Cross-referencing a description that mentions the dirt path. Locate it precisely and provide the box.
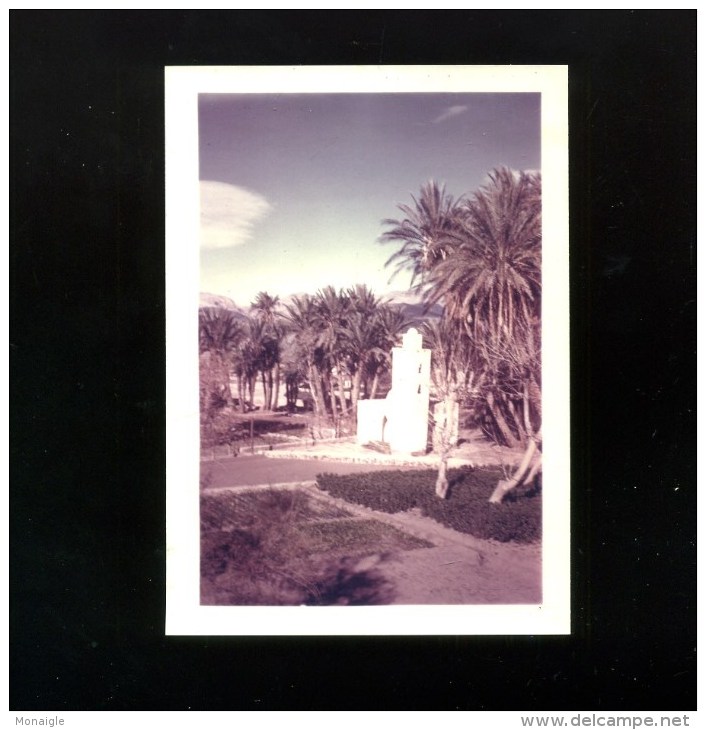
[201,455,411,490]
[304,486,541,605]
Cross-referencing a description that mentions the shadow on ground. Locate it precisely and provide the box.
[201,541,395,607]
[304,555,395,606]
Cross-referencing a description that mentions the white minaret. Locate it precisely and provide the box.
[385,327,431,454]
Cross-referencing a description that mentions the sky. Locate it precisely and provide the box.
[198,92,540,307]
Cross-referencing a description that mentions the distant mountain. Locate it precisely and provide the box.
[199,293,250,321]
[396,299,443,324]
[381,289,423,306]
[383,290,443,323]
[199,292,239,310]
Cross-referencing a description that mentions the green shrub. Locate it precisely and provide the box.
[316,467,541,544]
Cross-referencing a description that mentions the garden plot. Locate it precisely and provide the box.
[200,487,433,606]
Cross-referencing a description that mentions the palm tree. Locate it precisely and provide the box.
[245,316,279,412]
[427,168,541,349]
[198,306,243,356]
[365,303,410,400]
[473,307,542,448]
[379,168,543,498]
[347,283,379,316]
[282,294,326,422]
[250,292,282,411]
[430,168,541,447]
[313,286,351,418]
[232,315,261,413]
[337,285,385,419]
[198,307,244,412]
[251,291,280,327]
[278,331,307,413]
[379,180,463,295]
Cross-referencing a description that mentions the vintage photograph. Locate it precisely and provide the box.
[12,11,694,712]
[166,66,569,634]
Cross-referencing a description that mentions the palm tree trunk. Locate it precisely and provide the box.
[267,368,275,410]
[237,374,246,414]
[261,371,269,411]
[489,429,541,503]
[350,369,363,423]
[284,377,296,413]
[322,371,334,420]
[337,362,348,417]
[370,370,380,400]
[434,392,457,499]
[248,376,255,410]
[507,396,528,447]
[317,370,328,417]
[486,391,521,448]
[496,286,504,340]
[307,363,323,419]
[435,456,449,499]
[272,362,281,411]
[219,354,233,408]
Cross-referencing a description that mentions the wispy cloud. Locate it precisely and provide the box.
[200,181,272,249]
[432,105,469,124]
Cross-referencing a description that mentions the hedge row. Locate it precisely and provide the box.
[315,467,541,544]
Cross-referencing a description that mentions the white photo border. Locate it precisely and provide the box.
[165,65,570,636]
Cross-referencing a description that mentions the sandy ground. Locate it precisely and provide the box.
[261,428,524,470]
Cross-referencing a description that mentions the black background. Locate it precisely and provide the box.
[10,11,696,710]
